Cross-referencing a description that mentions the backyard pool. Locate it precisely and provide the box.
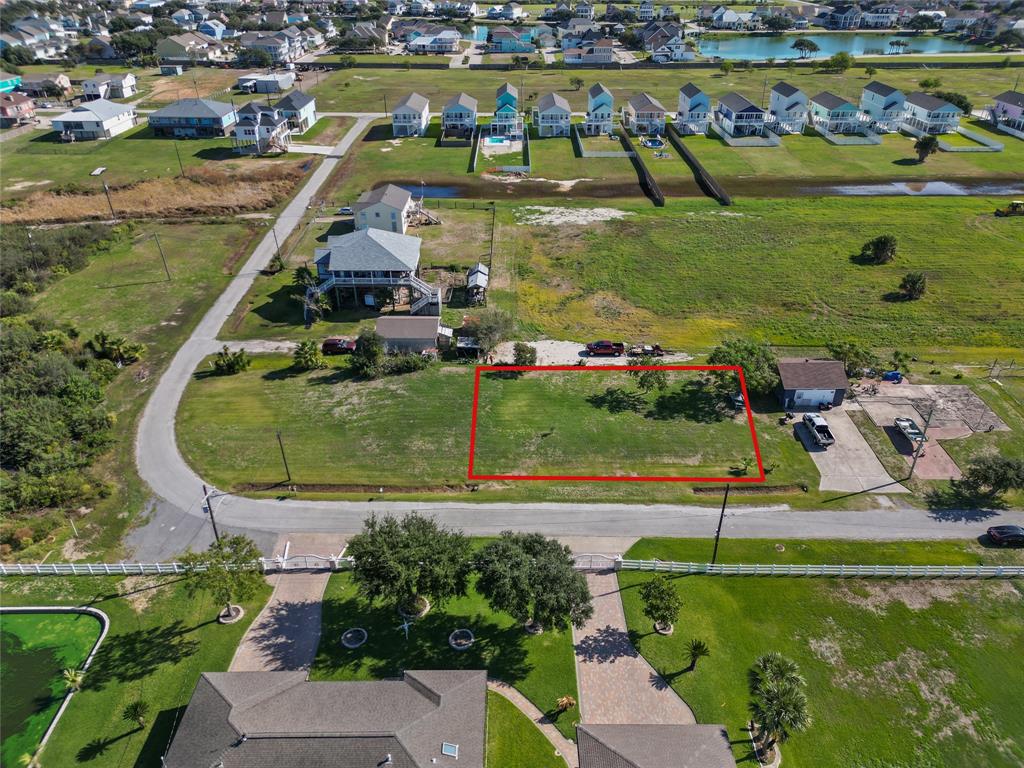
[0,610,104,766]
[642,138,666,148]
[486,136,509,145]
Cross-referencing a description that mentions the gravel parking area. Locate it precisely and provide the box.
[493,339,694,366]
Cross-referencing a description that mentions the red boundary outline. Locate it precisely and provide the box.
[468,364,766,483]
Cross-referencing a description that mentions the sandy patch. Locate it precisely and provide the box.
[387,138,404,146]
[352,75,379,80]
[836,578,1019,613]
[514,206,634,227]
[117,576,171,613]
[6,179,52,191]
[380,147,393,152]
[527,177,595,192]
[492,339,693,366]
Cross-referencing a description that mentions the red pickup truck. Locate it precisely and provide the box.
[586,340,625,356]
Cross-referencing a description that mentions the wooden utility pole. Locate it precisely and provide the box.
[711,483,730,565]
[277,431,292,482]
[907,407,934,480]
[202,484,222,544]
[154,233,171,281]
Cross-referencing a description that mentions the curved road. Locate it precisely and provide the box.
[132,118,1024,556]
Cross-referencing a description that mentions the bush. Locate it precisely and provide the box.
[212,345,251,375]
[350,329,385,379]
[293,339,327,371]
[859,234,897,265]
[512,342,537,366]
[386,353,429,375]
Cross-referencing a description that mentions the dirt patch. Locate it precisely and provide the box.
[835,578,1020,613]
[514,205,634,227]
[116,575,172,613]
[147,69,246,104]
[5,179,52,191]
[693,484,802,495]
[0,163,307,224]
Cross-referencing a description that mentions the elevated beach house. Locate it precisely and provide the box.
[676,82,710,135]
[354,183,414,235]
[621,92,666,135]
[532,92,571,136]
[768,81,807,134]
[808,91,863,134]
[584,82,614,135]
[442,92,478,135]
[859,81,905,133]
[902,91,961,135]
[491,82,524,138]
[148,98,237,137]
[51,99,137,140]
[392,92,430,137]
[715,92,766,137]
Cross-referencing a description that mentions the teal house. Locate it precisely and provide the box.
[0,71,22,93]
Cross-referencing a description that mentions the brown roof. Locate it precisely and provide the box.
[376,316,441,339]
[777,358,849,390]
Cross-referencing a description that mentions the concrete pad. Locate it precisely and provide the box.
[558,536,638,556]
[796,409,908,494]
[860,400,924,429]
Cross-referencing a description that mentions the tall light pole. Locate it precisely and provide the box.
[711,483,730,565]
[201,484,222,545]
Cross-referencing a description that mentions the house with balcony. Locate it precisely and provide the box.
[83,72,137,100]
[392,92,430,137]
[860,7,897,27]
[489,25,534,52]
[18,72,72,98]
[155,31,226,61]
[621,92,666,135]
[859,81,904,133]
[992,90,1024,134]
[564,38,615,63]
[576,1,595,18]
[315,229,441,316]
[584,82,614,135]
[676,82,710,135]
[492,82,524,138]
[825,4,861,28]
[532,92,571,137]
[715,92,766,137]
[233,102,291,154]
[902,91,961,135]
[768,81,807,134]
[51,99,137,140]
[442,92,478,134]
[148,97,237,137]
[638,0,655,21]
[409,29,462,52]
[276,90,317,134]
[354,183,414,234]
[809,91,863,134]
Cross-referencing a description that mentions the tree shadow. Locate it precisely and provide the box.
[306,367,358,386]
[76,728,140,762]
[881,290,911,303]
[586,386,647,414]
[891,157,922,166]
[83,621,200,691]
[925,482,1007,521]
[646,380,724,423]
[193,147,240,161]
[574,624,639,664]
[361,123,394,142]
[262,366,307,381]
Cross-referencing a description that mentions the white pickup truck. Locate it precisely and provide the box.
[802,413,836,447]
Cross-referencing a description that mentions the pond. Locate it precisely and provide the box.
[397,184,462,198]
[697,32,980,60]
[806,181,1024,196]
[0,611,103,766]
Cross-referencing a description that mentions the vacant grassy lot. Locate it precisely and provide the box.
[472,368,759,478]
[311,571,580,739]
[0,576,270,768]
[618,538,1024,767]
[527,134,644,197]
[177,356,821,503]
[499,196,1024,349]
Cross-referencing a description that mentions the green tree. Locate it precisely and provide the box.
[122,700,150,728]
[347,513,472,613]
[87,331,146,366]
[293,339,327,371]
[791,38,819,58]
[889,349,912,372]
[960,456,1024,496]
[908,14,937,29]
[749,652,805,692]
[512,342,537,366]
[687,638,710,671]
[179,535,266,622]
[719,60,734,75]
[475,531,593,631]
[825,340,876,376]
[239,47,274,67]
[570,76,584,90]
[933,90,971,114]
[62,667,85,692]
[638,575,681,632]
[864,65,877,76]
[918,76,942,90]
[706,339,779,397]
[859,234,897,264]
[629,356,669,394]
[468,307,514,355]
[350,329,385,379]
[825,51,854,72]
[212,345,251,375]
[899,271,927,299]
[914,134,939,163]
[749,678,812,752]
[765,15,792,31]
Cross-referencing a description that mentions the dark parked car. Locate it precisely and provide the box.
[321,337,356,355]
[585,340,625,356]
[987,525,1024,547]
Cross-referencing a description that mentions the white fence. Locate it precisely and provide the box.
[0,555,354,577]
[617,559,1024,578]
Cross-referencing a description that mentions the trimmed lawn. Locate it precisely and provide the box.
[619,538,1024,768]
[310,571,580,739]
[471,368,760,478]
[527,134,643,197]
[1,612,103,766]
[296,115,355,145]
[499,196,1024,349]
[486,691,568,768]
[176,356,822,504]
[0,576,270,768]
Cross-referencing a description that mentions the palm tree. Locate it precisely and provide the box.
[900,272,927,299]
[687,639,710,671]
[748,652,804,694]
[122,699,150,728]
[749,678,812,751]
[914,134,939,163]
[63,667,85,692]
[555,695,577,713]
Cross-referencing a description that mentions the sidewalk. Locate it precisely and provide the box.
[488,679,578,768]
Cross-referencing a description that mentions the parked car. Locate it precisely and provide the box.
[321,337,356,355]
[802,413,835,447]
[894,416,927,445]
[586,340,625,356]
[987,525,1024,547]
[628,344,666,357]
[337,206,353,215]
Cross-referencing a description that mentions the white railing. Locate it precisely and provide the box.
[0,555,355,577]
[616,559,1024,578]
[709,121,781,147]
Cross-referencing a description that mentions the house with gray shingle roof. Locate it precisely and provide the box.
[532,92,571,136]
[808,91,862,134]
[393,91,430,137]
[992,89,1024,134]
[768,81,807,134]
[621,92,666,135]
[492,82,524,138]
[164,670,485,768]
[442,92,478,133]
[676,82,710,135]
[353,183,414,234]
[902,91,961,135]
[859,81,904,133]
[148,97,237,137]
[715,92,766,137]
[585,82,614,135]
[276,89,317,133]
[51,98,138,140]
[577,723,737,768]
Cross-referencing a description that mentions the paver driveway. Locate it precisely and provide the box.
[573,570,695,725]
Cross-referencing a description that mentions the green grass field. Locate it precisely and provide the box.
[311,571,580,739]
[0,576,270,768]
[1,612,103,766]
[498,196,1024,349]
[618,538,1024,767]
[486,691,568,768]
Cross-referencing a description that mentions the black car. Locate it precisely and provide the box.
[986,525,1024,546]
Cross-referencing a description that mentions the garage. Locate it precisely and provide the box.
[777,358,849,410]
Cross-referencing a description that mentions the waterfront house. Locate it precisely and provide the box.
[715,92,766,137]
[392,92,430,137]
[492,82,524,138]
[902,91,961,135]
[532,92,571,137]
[676,82,710,135]
[442,92,478,133]
[354,184,414,234]
[621,92,666,135]
[825,4,861,29]
[859,81,904,133]
[768,81,807,134]
[809,91,863,134]
[584,82,614,135]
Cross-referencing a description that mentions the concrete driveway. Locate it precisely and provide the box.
[859,400,963,481]
[796,408,907,493]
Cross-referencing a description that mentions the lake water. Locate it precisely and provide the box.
[698,33,979,60]
[805,181,1024,196]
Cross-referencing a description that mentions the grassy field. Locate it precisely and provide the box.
[527,134,645,196]
[310,571,580,739]
[472,368,760,478]
[497,196,1024,349]
[0,576,270,768]
[486,691,568,768]
[176,355,824,504]
[618,538,1024,767]
[0,612,103,766]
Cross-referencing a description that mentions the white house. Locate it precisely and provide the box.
[768,81,806,134]
[408,29,461,52]
[277,90,317,134]
[82,72,137,100]
[902,92,961,135]
[859,81,904,133]
[622,92,666,135]
[638,0,655,21]
[584,82,614,135]
[676,82,709,135]
[392,91,430,137]
[442,92,478,134]
[51,98,137,140]
[532,92,571,137]
[233,103,291,154]
[353,183,414,234]
[576,1,595,19]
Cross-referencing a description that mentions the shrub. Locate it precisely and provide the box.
[212,345,251,375]
[293,340,327,371]
[899,272,927,300]
[512,342,537,366]
[859,234,897,265]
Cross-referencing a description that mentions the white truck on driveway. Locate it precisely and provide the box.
[803,413,836,447]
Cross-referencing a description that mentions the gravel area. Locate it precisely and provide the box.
[492,339,694,366]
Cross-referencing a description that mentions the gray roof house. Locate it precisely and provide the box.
[577,724,737,768]
[393,91,430,137]
[777,357,849,408]
[353,183,414,234]
[163,670,486,768]
[442,92,478,135]
[147,97,237,137]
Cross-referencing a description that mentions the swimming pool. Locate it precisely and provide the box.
[643,138,666,149]
[486,136,508,145]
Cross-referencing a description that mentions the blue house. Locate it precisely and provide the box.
[584,82,613,135]
[0,71,22,93]
[198,19,226,39]
[488,25,534,53]
[148,97,237,138]
[491,82,523,138]
[676,82,710,135]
